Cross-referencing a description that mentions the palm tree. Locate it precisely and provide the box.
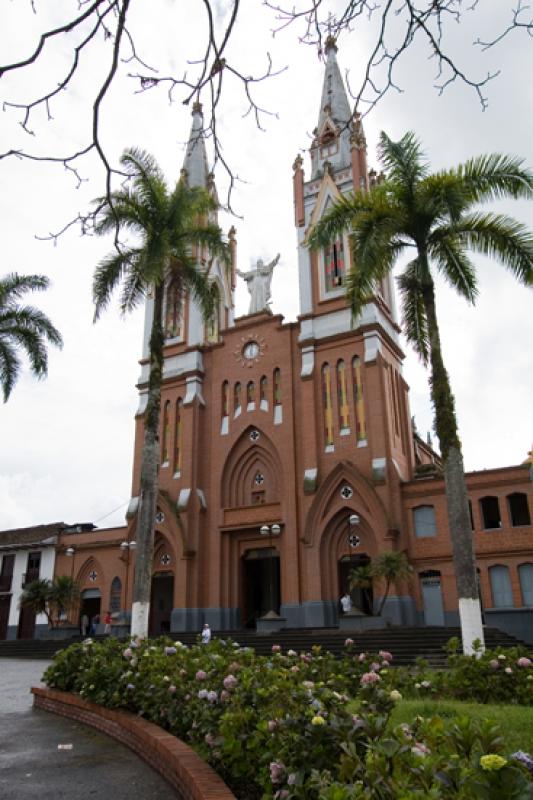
[370,551,413,616]
[93,147,230,639]
[48,575,80,626]
[0,273,63,401]
[19,578,53,627]
[348,563,373,613]
[309,132,533,654]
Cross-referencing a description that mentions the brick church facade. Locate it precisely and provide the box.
[3,40,531,642]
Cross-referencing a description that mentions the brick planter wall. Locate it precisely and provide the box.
[31,687,236,800]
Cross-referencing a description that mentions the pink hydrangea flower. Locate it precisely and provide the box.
[489,659,499,670]
[411,742,431,758]
[288,773,297,786]
[358,652,366,662]
[223,674,238,690]
[381,660,390,667]
[168,685,176,694]
[360,671,381,686]
[517,657,532,668]
[344,638,354,647]
[197,689,208,699]
[505,667,513,674]
[370,662,381,672]
[269,761,285,784]
[122,648,132,659]
[291,665,300,673]
[267,720,278,732]
[196,670,207,681]
[272,644,282,653]
[379,650,393,662]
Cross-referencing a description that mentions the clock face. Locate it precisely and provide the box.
[243,341,260,359]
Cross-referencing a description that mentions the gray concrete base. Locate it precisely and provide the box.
[38,626,79,640]
[373,596,418,626]
[484,608,533,645]
[256,614,287,634]
[338,614,387,631]
[170,606,240,632]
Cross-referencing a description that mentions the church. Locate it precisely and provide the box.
[2,39,532,643]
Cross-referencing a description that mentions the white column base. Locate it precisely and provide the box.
[458,597,485,657]
[131,601,150,639]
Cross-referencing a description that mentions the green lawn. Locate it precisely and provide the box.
[389,699,533,754]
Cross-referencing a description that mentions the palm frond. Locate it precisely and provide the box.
[0,273,50,304]
[453,212,533,285]
[0,339,19,402]
[120,147,167,215]
[397,259,430,364]
[416,173,470,225]
[378,132,429,194]
[93,247,144,320]
[307,191,376,250]
[429,234,479,303]
[454,153,533,205]
[0,306,63,348]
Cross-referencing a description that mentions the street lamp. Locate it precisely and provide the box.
[259,523,281,617]
[65,545,76,580]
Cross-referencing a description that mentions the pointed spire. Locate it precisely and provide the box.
[182,101,210,188]
[317,37,352,134]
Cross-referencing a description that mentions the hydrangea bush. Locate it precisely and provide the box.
[44,637,533,799]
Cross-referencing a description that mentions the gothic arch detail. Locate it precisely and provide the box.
[221,426,283,509]
[302,460,390,547]
[76,556,105,590]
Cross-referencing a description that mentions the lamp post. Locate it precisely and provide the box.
[259,523,281,617]
[347,513,360,596]
[65,546,75,579]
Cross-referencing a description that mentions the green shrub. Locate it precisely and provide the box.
[43,637,533,799]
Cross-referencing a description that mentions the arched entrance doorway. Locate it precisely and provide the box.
[242,547,280,627]
[150,572,174,635]
[80,589,101,632]
[339,553,373,614]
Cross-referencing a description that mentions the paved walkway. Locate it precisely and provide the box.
[0,659,179,799]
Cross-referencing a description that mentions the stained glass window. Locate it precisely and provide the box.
[352,357,366,443]
[273,369,281,406]
[164,280,183,339]
[234,382,242,414]
[174,399,182,473]
[337,360,350,431]
[222,381,229,418]
[161,401,170,464]
[247,381,255,405]
[324,238,345,292]
[322,363,334,448]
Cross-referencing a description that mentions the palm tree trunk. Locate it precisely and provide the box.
[422,279,484,655]
[131,285,165,638]
[377,578,391,616]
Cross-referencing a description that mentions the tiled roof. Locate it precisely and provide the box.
[0,522,68,549]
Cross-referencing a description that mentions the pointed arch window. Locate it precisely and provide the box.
[110,576,122,614]
[273,369,281,406]
[260,376,268,408]
[206,305,219,343]
[247,381,255,410]
[161,401,170,465]
[164,280,183,339]
[352,357,367,444]
[320,127,338,158]
[174,399,183,475]
[337,360,350,433]
[324,239,345,292]
[322,363,334,450]
[222,381,229,419]
[234,382,242,416]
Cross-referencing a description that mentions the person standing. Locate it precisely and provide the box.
[201,623,211,644]
[80,613,89,637]
[340,592,352,615]
[104,611,112,634]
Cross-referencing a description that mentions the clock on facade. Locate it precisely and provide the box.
[234,333,266,367]
[243,341,260,360]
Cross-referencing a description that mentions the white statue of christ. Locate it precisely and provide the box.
[237,254,280,315]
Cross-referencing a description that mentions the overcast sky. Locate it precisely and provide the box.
[0,1,531,532]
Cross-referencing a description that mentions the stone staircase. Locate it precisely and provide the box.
[0,627,527,665]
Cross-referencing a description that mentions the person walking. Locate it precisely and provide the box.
[104,611,112,635]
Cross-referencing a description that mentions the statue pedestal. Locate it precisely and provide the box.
[256,610,286,634]
[339,612,386,632]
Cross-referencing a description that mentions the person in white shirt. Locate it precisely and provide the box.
[340,592,352,614]
[201,623,211,644]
